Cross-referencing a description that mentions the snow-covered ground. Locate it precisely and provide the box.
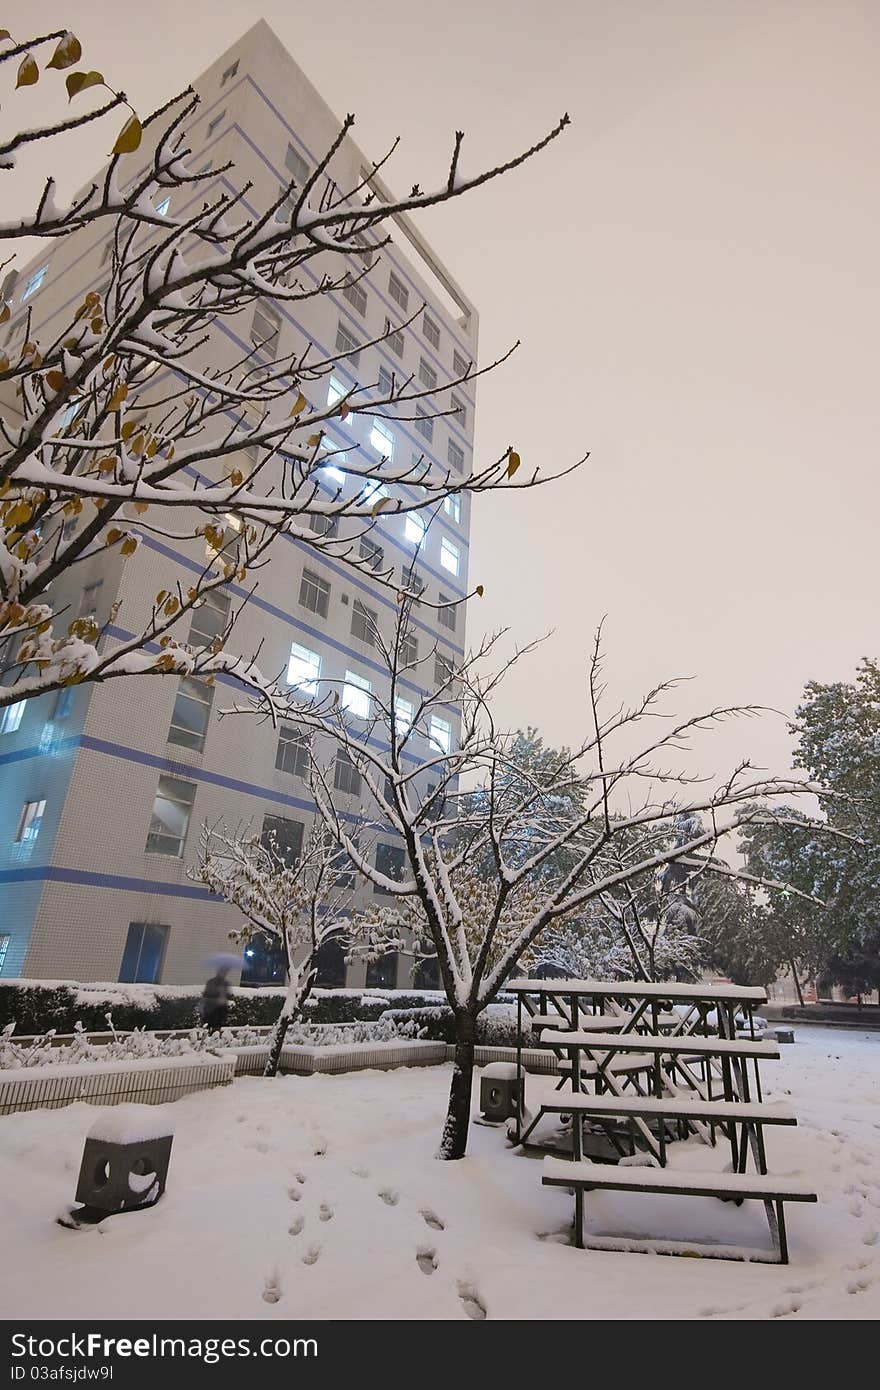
[0,1024,878,1320]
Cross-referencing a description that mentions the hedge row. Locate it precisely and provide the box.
[0,980,450,1036]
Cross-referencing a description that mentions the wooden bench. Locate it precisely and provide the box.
[542,1031,780,1059]
[542,1155,817,1262]
[536,1095,796,1125]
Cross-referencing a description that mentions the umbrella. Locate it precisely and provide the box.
[203,952,244,972]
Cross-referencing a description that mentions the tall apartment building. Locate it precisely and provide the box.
[0,21,476,988]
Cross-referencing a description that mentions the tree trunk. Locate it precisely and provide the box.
[438,1009,477,1160]
[789,955,805,1008]
[264,1010,294,1078]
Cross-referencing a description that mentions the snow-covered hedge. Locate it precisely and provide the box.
[0,980,450,1036]
[379,1002,531,1047]
[0,1016,417,1070]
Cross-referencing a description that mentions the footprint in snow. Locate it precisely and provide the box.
[288,1216,305,1236]
[287,1186,302,1202]
[862,1228,879,1246]
[416,1247,437,1275]
[770,1297,801,1318]
[351,1165,370,1179]
[420,1208,444,1230]
[319,1204,334,1222]
[457,1282,487,1321]
[294,1171,307,1184]
[302,1245,321,1267]
[378,1189,399,1207]
[262,1270,282,1304]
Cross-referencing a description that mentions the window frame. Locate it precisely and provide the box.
[440,537,461,575]
[287,641,322,694]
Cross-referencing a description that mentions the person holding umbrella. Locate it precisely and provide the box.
[200,953,241,1033]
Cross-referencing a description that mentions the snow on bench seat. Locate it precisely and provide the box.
[557,1052,654,1076]
[541,1156,817,1202]
[536,1096,797,1124]
[532,1014,627,1032]
[509,978,767,1003]
[543,1031,779,1059]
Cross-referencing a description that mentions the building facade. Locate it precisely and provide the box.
[0,21,476,988]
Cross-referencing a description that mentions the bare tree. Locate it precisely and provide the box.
[194,820,403,1076]
[265,602,830,1158]
[0,31,573,713]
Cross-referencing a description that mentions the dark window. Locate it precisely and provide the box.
[313,938,347,987]
[452,348,470,378]
[438,594,456,631]
[351,599,378,646]
[330,846,356,889]
[359,537,384,571]
[299,568,330,617]
[336,321,360,365]
[448,440,464,472]
[415,408,433,443]
[52,687,75,720]
[374,843,405,894]
[310,513,338,539]
[423,313,440,349]
[251,302,281,354]
[334,748,362,797]
[190,589,231,648]
[413,956,442,990]
[388,271,409,311]
[378,365,393,396]
[418,357,437,390]
[240,934,287,985]
[78,581,103,620]
[119,922,168,984]
[450,393,466,429]
[168,676,214,752]
[401,564,426,598]
[260,814,304,868]
[400,632,419,666]
[434,653,454,687]
[384,318,404,357]
[206,109,225,138]
[342,276,368,316]
[366,952,398,988]
[285,143,310,183]
[220,60,239,86]
[276,725,309,778]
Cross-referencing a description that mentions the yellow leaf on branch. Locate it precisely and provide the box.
[112,114,142,155]
[108,383,128,410]
[16,55,39,87]
[289,391,307,417]
[47,32,82,70]
[506,449,521,478]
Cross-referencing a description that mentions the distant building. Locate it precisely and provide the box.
[0,22,476,988]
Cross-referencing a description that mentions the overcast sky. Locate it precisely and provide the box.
[13,0,880,787]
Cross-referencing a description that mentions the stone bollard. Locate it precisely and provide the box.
[60,1105,173,1228]
[480,1062,523,1122]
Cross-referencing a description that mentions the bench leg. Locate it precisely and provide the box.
[776,1201,789,1264]
[574,1187,584,1249]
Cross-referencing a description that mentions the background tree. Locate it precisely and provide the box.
[195,820,403,1076]
[1,29,571,715]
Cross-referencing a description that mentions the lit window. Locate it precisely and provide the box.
[370,419,395,458]
[440,537,460,575]
[342,670,371,720]
[388,271,409,311]
[52,688,74,720]
[429,715,452,755]
[423,313,440,349]
[0,935,10,973]
[362,479,388,504]
[15,799,46,843]
[394,697,414,731]
[58,399,83,430]
[444,493,461,523]
[145,776,196,856]
[155,195,171,217]
[167,676,214,752]
[404,512,426,544]
[285,143,310,184]
[327,376,346,407]
[322,458,346,485]
[1,700,26,734]
[287,642,321,694]
[22,266,48,301]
